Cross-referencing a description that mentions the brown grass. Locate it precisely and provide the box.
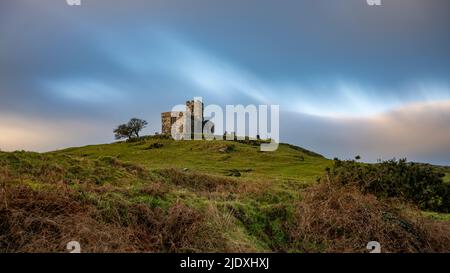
[2,158,449,253]
[0,184,226,253]
[158,168,272,193]
[289,180,450,253]
[158,168,239,193]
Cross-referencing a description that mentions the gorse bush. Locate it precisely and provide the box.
[326,158,450,212]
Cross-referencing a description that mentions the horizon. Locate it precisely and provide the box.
[1,0,450,164]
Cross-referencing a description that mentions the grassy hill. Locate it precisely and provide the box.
[57,137,330,183]
[1,136,449,253]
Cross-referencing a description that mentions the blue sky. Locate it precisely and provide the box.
[1,0,450,164]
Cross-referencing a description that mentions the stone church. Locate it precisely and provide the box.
[161,99,205,136]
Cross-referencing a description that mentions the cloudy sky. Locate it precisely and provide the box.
[1,0,449,164]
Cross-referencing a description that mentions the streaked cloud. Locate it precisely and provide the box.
[282,100,450,165]
[45,79,125,103]
[0,0,449,164]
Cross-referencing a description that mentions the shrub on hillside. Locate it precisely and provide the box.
[289,181,450,253]
[325,158,450,212]
[144,143,164,150]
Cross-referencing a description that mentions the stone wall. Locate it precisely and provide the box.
[186,100,204,134]
[161,111,184,135]
[161,100,204,136]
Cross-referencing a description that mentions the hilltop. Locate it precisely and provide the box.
[57,136,329,183]
[1,136,449,253]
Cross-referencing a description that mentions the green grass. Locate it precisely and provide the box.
[2,137,449,252]
[444,173,450,184]
[55,138,331,183]
[55,138,331,250]
[0,138,332,252]
[423,211,450,221]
